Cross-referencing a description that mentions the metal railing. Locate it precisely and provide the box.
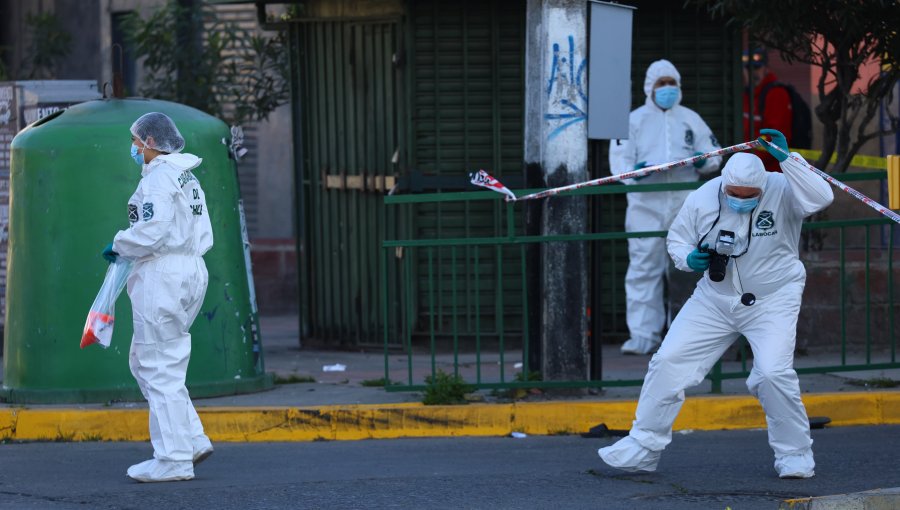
[381,171,899,392]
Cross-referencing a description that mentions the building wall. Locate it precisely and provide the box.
[303,0,404,18]
[2,0,294,241]
[204,3,295,313]
[54,1,103,80]
[255,104,294,239]
[0,0,295,313]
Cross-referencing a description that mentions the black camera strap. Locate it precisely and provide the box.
[697,189,757,259]
[697,189,760,306]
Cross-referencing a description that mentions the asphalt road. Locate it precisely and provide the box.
[0,425,897,510]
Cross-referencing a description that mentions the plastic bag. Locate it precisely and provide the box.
[80,259,133,349]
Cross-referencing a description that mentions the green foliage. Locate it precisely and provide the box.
[123,1,289,126]
[360,377,399,387]
[274,374,316,384]
[846,377,898,389]
[277,374,316,384]
[493,371,543,401]
[23,12,72,79]
[422,370,474,405]
[53,430,76,442]
[688,0,900,173]
[516,370,543,383]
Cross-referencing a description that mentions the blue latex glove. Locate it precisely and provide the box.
[632,161,650,181]
[686,243,711,272]
[758,128,789,162]
[102,242,118,264]
[692,151,706,169]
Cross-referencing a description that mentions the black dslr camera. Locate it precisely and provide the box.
[700,230,735,282]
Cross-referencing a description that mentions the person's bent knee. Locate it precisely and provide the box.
[648,345,679,367]
[747,366,799,391]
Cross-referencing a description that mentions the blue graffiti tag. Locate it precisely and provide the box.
[545,35,588,141]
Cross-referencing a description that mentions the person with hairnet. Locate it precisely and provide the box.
[610,59,723,355]
[598,129,833,479]
[102,112,214,482]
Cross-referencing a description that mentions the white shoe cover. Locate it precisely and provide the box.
[193,437,214,465]
[776,452,815,479]
[620,337,660,355]
[598,436,661,473]
[127,459,194,483]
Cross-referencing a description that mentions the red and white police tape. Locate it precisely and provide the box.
[761,139,900,225]
[470,140,761,202]
[470,139,900,226]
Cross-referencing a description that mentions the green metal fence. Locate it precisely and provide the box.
[381,171,899,392]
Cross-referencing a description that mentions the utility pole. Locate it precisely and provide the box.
[523,0,589,385]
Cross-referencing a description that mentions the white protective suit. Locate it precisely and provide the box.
[113,151,214,482]
[599,152,834,478]
[610,59,723,354]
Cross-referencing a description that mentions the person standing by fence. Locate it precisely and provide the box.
[609,59,723,355]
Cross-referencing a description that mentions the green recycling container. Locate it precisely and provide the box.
[2,98,273,403]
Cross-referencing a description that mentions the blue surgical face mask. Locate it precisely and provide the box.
[130,144,144,166]
[654,85,679,110]
[726,195,759,213]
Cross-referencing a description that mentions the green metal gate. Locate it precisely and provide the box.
[382,174,899,392]
[290,0,526,347]
[293,18,404,346]
[402,0,527,346]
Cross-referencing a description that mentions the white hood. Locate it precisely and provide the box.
[155,153,202,171]
[143,153,202,177]
[643,59,682,107]
[721,152,767,191]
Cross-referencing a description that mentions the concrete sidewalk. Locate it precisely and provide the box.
[253,315,900,402]
[780,488,900,510]
[2,314,899,442]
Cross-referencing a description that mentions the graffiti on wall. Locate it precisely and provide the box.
[0,87,12,126]
[545,35,587,141]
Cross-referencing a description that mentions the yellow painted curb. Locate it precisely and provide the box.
[1,391,898,442]
[777,488,900,510]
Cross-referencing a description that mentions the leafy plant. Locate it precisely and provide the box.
[516,370,543,383]
[123,1,289,126]
[846,377,898,389]
[23,12,72,79]
[274,374,316,384]
[494,371,543,401]
[422,370,474,405]
[689,0,900,173]
[360,377,400,387]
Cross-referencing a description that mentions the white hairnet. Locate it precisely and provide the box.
[722,153,767,190]
[643,59,681,97]
[130,112,185,154]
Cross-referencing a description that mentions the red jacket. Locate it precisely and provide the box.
[743,72,793,171]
